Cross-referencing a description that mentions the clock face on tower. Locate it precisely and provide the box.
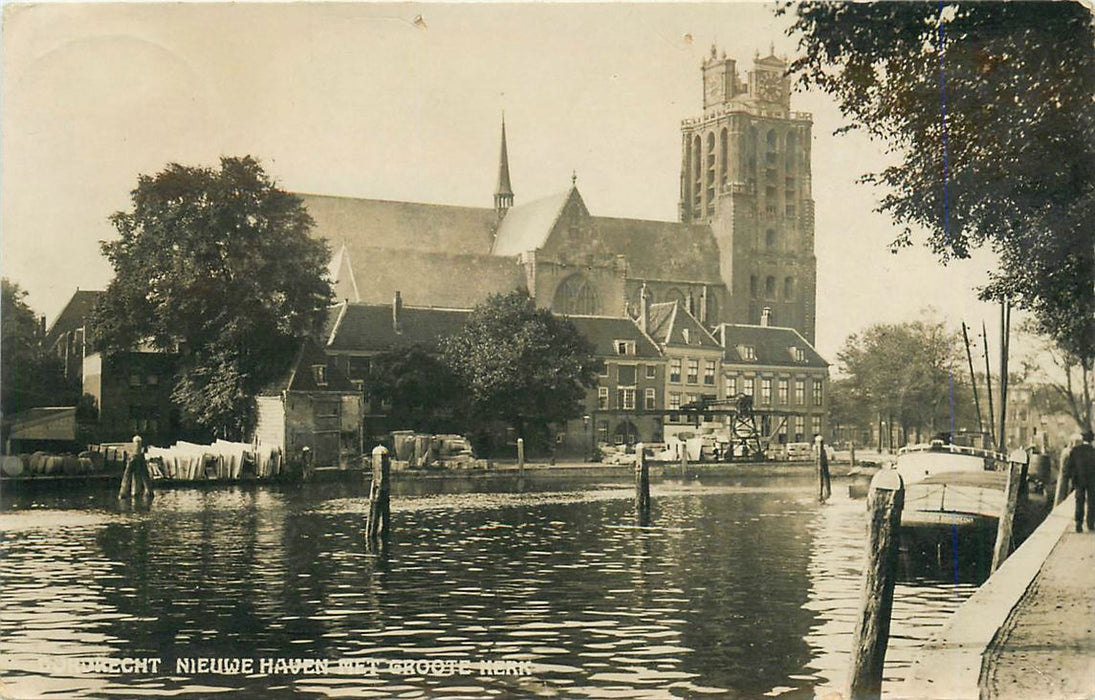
[757,72,782,103]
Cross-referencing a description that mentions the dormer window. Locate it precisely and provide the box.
[312,364,327,386]
[682,329,691,344]
[614,340,636,356]
[791,346,806,362]
[739,345,756,361]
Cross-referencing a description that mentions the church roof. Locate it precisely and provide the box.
[645,301,719,349]
[491,189,574,256]
[588,216,722,283]
[345,246,523,308]
[716,323,827,368]
[299,193,496,256]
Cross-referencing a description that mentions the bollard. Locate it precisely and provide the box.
[634,443,650,521]
[991,462,1024,572]
[847,469,904,700]
[365,445,391,547]
[851,442,857,467]
[517,438,525,476]
[680,442,688,478]
[816,438,832,503]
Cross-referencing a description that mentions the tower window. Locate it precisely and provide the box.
[784,277,794,299]
[765,276,776,299]
[750,275,758,298]
[765,229,777,250]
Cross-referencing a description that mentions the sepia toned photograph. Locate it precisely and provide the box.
[1,2,1092,698]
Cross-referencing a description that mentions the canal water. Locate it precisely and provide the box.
[0,476,980,698]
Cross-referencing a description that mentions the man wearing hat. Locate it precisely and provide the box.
[1063,430,1095,532]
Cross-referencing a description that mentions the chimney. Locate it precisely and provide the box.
[393,291,403,334]
[760,307,771,327]
[639,282,650,332]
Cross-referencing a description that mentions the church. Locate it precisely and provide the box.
[303,47,817,344]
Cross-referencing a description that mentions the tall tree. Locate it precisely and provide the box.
[441,290,598,448]
[1,279,78,418]
[783,1,1095,361]
[366,346,466,434]
[837,318,969,443]
[92,156,332,439]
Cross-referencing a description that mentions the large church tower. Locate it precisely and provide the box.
[680,46,816,343]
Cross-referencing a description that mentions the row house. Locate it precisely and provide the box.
[715,309,829,448]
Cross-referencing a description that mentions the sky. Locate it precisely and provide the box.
[1,1,1015,365]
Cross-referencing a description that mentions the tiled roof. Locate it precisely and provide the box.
[298,193,497,256]
[491,189,574,256]
[44,290,102,350]
[325,302,471,353]
[589,216,722,283]
[260,338,358,395]
[564,315,662,359]
[645,301,719,348]
[716,323,828,368]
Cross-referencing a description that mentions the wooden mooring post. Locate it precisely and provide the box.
[847,469,904,700]
[634,443,650,522]
[679,442,688,478]
[517,438,525,477]
[991,461,1024,572]
[365,445,391,547]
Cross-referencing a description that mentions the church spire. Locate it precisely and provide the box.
[494,114,514,217]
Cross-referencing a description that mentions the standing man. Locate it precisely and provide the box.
[815,434,832,503]
[1063,430,1095,533]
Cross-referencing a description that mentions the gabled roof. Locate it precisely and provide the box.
[298,193,497,256]
[716,323,828,369]
[589,216,722,283]
[260,338,357,395]
[324,302,470,353]
[44,290,102,350]
[645,301,719,349]
[491,188,577,256]
[564,315,662,359]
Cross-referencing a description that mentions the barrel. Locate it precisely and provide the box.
[62,455,80,475]
[1,456,24,477]
[45,455,64,475]
[29,453,46,474]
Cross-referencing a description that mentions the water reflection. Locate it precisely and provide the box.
[0,478,977,698]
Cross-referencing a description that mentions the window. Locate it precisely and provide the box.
[687,359,699,384]
[750,275,758,298]
[646,364,657,379]
[813,380,823,407]
[793,346,806,362]
[785,204,796,217]
[644,388,656,411]
[598,387,609,410]
[795,379,806,406]
[725,375,737,396]
[618,365,637,385]
[761,378,772,404]
[812,415,822,438]
[615,340,635,355]
[743,377,755,397]
[765,276,776,299]
[778,379,789,405]
[617,388,636,410]
[686,393,699,407]
[352,379,365,393]
[348,356,371,379]
[669,392,681,410]
[554,273,600,315]
[784,277,795,300]
[599,361,610,378]
[312,364,327,386]
[669,358,682,383]
[129,373,142,388]
[765,229,777,249]
[597,420,609,443]
[739,345,756,361]
[704,360,716,385]
[794,415,806,443]
[146,374,159,386]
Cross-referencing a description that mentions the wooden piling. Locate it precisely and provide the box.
[517,438,525,476]
[817,439,832,503]
[117,453,133,499]
[365,445,391,546]
[635,443,650,519]
[847,469,904,700]
[1054,453,1071,506]
[991,461,1024,572]
[679,442,688,478]
[851,442,857,468]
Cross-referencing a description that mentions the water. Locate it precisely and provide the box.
[0,476,979,698]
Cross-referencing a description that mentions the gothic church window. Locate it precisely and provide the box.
[765,276,776,299]
[784,277,794,299]
[765,229,777,249]
[719,129,728,185]
[553,274,600,315]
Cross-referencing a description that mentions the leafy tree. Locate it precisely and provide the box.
[1,279,79,418]
[783,1,1095,361]
[836,317,971,444]
[366,345,466,434]
[441,290,598,448]
[92,156,332,439]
